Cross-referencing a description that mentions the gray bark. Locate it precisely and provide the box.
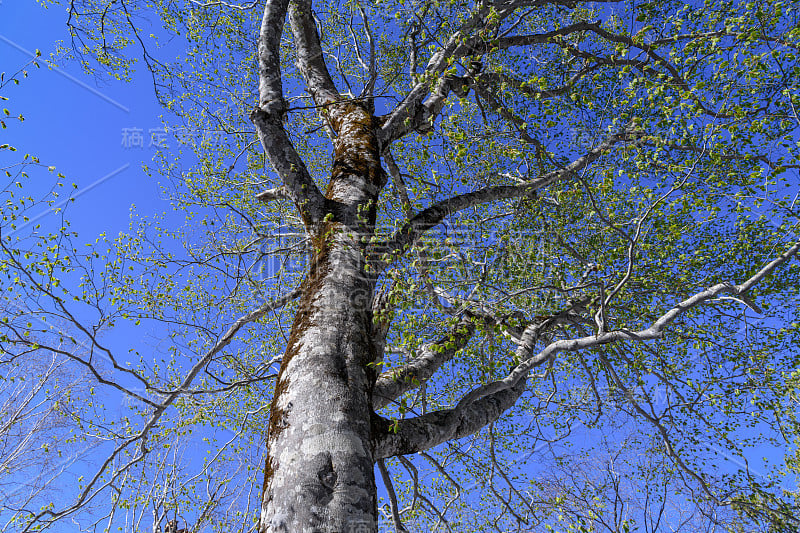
[256,2,387,527]
[257,111,385,531]
[373,378,527,460]
[259,224,380,533]
[253,0,327,227]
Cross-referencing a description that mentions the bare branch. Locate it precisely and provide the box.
[23,288,300,530]
[252,0,328,225]
[377,459,408,532]
[288,0,340,107]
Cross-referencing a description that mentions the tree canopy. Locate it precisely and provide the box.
[1,0,800,531]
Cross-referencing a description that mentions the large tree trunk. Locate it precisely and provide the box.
[259,103,385,533]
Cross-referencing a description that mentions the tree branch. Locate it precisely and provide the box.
[288,0,340,107]
[23,288,301,530]
[373,377,526,460]
[257,0,290,117]
[370,127,631,272]
[374,237,800,459]
[255,186,289,203]
[252,0,327,226]
[378,13,634,144]
[377,459,408,532]
[372,315,476,410]
[453,236,800,418]
[378,4,500,144]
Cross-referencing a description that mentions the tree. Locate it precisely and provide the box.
[2,0,800,531]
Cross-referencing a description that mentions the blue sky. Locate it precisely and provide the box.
[2,1,170,241]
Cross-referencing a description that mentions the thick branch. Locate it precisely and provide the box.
[378,5,499,144]
[491,20,605,49]
[379,17,624,143]
[372,316,476,410]
[253,0,328,225]
[475,68,603,101]
[255,186,289,203]
[379,0,625,143]
[373,377,526,459]
[250,110,328,226]
[257,0,290,116]
[288,0,340,107]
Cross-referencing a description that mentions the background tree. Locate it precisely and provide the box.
[1,0,799,531]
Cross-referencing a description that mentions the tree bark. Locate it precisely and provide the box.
[259,102,386,533]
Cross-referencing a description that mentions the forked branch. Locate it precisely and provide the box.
[252,0,327,226]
